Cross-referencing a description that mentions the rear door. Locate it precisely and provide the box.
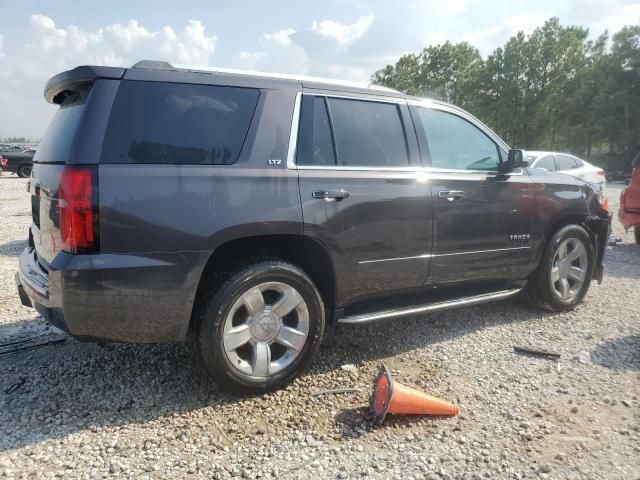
[411,104,536,284]
[294,92,432,306]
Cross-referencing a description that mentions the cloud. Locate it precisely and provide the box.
[0,33,4,58]
[28,15,217,67]
[263,28,296,47]
[233,27,308,73]
[0,16,218,138]
[232,14,377,79]
[311,14,374,45]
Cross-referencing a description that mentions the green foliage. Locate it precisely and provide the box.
[372,18,640,171]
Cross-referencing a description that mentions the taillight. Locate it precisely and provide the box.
[59,167,97,253]
[0,157,7,166]
[597,169,605,176]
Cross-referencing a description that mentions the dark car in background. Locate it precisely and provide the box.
[16,61,610,392]
[0,149,35,177]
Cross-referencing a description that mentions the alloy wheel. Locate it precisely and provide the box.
[222,282,309,378]
[550,238,588,301]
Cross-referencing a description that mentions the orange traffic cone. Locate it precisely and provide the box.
[370,365,459,423]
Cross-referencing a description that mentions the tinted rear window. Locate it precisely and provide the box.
[296,96,336,166]
[35,90,88,163]
[102,81,259,165]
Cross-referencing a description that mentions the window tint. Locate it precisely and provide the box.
[417,108,499,171]
[296,96,336,166]
[102,81,259,164]
[556,154,578,171]
[327,98,409,167]
[36,89,89,163]
[534,155,556,171]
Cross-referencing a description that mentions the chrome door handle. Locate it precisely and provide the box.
[312,190,350,202]
[438,190,465,201]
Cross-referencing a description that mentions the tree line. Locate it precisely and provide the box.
[371,18,640,172]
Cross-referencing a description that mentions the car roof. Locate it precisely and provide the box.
[130,60,409,98]
[527,151,555,158]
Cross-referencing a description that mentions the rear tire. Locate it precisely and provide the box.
[193,260,325,393]
[525,225,594,312]
[17,165,31,178]
[635,226,640,245]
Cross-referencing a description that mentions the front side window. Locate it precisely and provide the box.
[417,108,500,171]
[102,81,260,165]
[327,98,409,167]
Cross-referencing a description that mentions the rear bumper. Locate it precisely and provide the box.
[16,247,208,343]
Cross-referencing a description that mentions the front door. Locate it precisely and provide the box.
[411,105,536,284]
[294,92,433,306]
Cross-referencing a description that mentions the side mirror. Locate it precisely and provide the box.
[503,149,529,172]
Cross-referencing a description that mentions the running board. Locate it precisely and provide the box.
[338,288,523,325]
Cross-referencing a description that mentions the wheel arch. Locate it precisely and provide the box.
[537,213,607,283]
[189,234,337,335]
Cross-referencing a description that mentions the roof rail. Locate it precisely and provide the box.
[130,60,401,94]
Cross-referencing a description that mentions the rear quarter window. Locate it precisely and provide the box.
[35,89,89,163]
[101,81,260,165]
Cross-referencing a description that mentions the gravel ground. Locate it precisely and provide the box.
[0,174,638,479]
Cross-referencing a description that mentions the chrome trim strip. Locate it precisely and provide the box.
[311,92,407,105]
[358,254,431,265]
[338,288,522,324]
[358,246,530,265]
[286,92,302,169]
[434,246,530,257]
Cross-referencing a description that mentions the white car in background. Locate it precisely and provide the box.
[527,151,606,196]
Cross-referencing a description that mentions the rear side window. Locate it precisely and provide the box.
[556,154,578,170]
[327,98,409,167]
[35,89,89,163]
[102,81,259,164]
[296,96,336,166]
[534,155,556,171]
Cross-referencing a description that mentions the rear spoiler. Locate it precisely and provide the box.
[44,66,125,104]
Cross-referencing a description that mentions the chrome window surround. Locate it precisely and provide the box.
[285,92,520,176]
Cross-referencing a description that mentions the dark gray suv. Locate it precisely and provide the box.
[16,60,610,392]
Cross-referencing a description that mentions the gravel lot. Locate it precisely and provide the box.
[0,174,638,479]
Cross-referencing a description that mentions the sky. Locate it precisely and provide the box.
[0,0,638,139]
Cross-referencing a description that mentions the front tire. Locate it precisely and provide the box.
[634,226,640,245]
[193,260,325,393]
[525,225,595,311]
